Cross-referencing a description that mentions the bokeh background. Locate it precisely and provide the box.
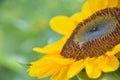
[0,0,85,80]
[1,0,120,80]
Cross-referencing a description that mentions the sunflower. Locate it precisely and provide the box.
[27,0,120,80]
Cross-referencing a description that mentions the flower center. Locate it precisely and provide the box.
[61,8,120,60]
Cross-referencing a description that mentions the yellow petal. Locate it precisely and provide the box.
[51,66,69,80]
[107,0,119,8]
[118,0,120,8]
[50,16,76,35]
[44,55,75,65]
[27,66,38,77]
[37,64,60,78]
[106,43,120,56]
[88,0,108,13]
[88,0,119,13]
[97,55,119,72]
[70,12,84,24]
[36,64,54,78]
[85,58,102,79]
[28,56,64,78]
[27,59,55,77]
[67,58,88,78]
[33,36,68,54]
[81,1,93,19]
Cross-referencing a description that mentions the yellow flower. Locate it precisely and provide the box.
[27,0,120,80]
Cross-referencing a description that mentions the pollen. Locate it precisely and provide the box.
[61,8,120,60]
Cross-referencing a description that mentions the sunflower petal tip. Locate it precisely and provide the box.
[98,55,119,72]
[49,15,76,35]
[33,48,41,52]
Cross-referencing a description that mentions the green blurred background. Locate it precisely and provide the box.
[0,0,85,80]
[1,0,120,80]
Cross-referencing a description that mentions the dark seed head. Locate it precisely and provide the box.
[61,8,120,60]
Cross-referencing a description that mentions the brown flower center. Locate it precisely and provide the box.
[61,8,120,60]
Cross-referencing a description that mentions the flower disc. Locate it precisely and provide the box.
[61,8,120,60]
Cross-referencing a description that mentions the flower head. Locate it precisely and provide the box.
[27,0,120,80]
